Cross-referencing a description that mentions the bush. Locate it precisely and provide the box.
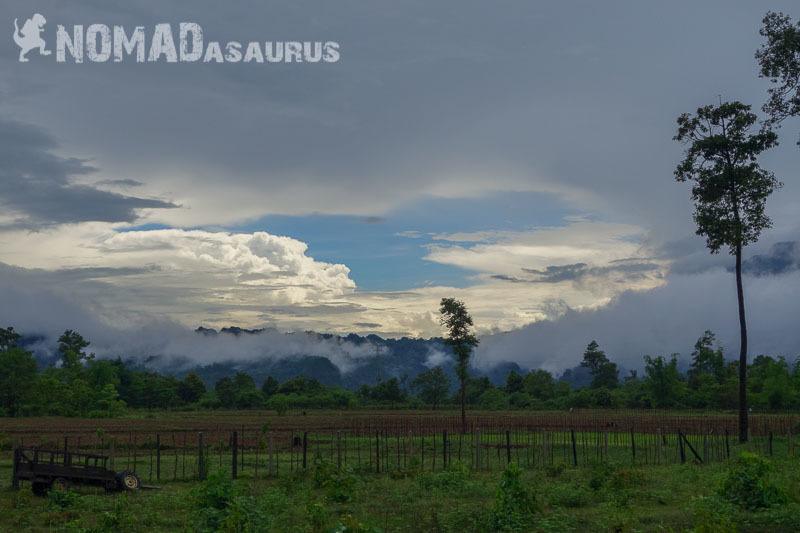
[690,495,737,533]
[333,514,382,533]
[266,394,290,415]
[99,498,135,530]
[547,483,591,508]
[47,488,80,510]
[193,471,271,532]
[313,454,358,503]
[588,462,615,491]
[544,463,565,479]
[193,471,234,530]
[719,452,787,510]
[418,462,472,492]
[490,463,537,532]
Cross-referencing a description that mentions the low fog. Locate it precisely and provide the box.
[477,267,800,373]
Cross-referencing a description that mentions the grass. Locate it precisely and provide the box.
[1,447,799,532]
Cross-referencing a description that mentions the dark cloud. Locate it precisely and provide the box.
[354,322,382,329]
[0,118,176,229]
[740,241,800,276]
[490,260,662,284]
[94,179,144,188]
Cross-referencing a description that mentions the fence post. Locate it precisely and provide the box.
[630,427,636,465]
[375,432,380,474]
[443,430,448,468]
[267,432,274,477]
[156,434,161,481]
[724,429,730,459]
[198,432,206,480]
[678,431,686,464]
[231,431,238,479]
[11,447,20,490]
[506,430,512,465]
[570,429,577,467]
[302,432,308,469]
[682,433,703,463]
[768,431,774,457]
[336,431,342,470]
[475,429,481,470]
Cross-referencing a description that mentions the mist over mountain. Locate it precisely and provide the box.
[21,326,524,390]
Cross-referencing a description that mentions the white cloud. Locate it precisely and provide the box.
[424,222,656,277]
[0,227,356,327]
[0,220,668,338]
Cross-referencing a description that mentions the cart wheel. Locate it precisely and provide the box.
[51,477,70,491]
[117,471,141,491]
[32,482,48,497]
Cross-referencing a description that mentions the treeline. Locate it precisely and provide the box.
[0,326,798,417]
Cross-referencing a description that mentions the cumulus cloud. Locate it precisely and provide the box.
[0,262,377,372]
[0,226,356,328]
[99,229,355,301]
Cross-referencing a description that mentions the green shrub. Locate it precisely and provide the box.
[418,461,472,492]
[608,467,644,491]
[47,488,80,510]
[193,471,235,531]
[333,514,382,533]
[544,463,565,479]
[548,483,592,508]
[690,495,737,533]
[490,463,537,532]
[719,452,787,510]
[267,394,290,415]
[193,472,272,532]
[221,495,267,532]
[99,498,135,530]
[307,501,330,531]
[588,462,614,491]
[312,454,358,503]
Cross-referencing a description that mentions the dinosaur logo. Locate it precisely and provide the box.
[13,13,51,62]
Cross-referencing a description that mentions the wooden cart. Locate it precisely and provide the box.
[11,447,141,496]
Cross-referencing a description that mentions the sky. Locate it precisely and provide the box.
[1,1,800,370]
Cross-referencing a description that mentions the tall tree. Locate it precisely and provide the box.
[178,372,206,403]
[674,101,781,442]
[643,354,684,408]
[757,11,800,141]
[261,376,279,398]
[0,347,37,416]
[412,366,451,410]
[688,331,725,388]
[440,297,479,432]
[580,340,618,389]
[0,326,20,351]
[57,330,93,370]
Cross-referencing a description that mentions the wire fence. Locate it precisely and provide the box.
[5,410,797,482]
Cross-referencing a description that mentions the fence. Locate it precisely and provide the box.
[6,417,796,483]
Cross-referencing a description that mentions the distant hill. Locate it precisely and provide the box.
[175,328,524,389]
[22,326,525,390]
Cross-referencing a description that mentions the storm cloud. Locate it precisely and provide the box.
[0,118,175,229]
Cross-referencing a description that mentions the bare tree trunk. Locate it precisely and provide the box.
[736,244,749,443]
